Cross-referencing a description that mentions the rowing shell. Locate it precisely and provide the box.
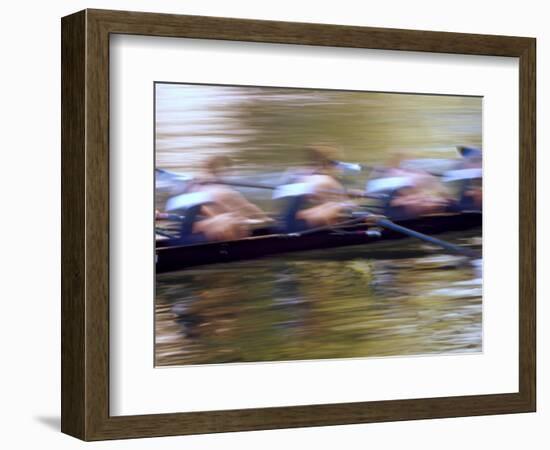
[155,211,481,273]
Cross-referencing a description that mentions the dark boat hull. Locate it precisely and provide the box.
[155,212,482,273]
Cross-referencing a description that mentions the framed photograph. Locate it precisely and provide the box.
[61,9,536,440]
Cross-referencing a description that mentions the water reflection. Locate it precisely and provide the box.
[155,232,481,366]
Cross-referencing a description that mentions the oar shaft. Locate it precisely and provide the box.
[200,179,376,199]
[206,180,276,190]
[156,213,183,221]
[375,218,479,257]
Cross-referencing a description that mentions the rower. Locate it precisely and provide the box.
[275,145,355,232]
[164,156,270,243]
[442,145,482,212]
[366,152,451,220]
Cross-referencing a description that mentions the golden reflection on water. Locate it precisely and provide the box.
[155,233,481,366]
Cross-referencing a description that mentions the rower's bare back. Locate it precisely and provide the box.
[192,184,271,241]
[295,174,353,227]
[199,185,269,220]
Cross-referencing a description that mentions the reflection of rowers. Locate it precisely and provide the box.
[277,145,355,232]
[165,156,270,242]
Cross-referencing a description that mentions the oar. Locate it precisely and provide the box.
[199,179,378,200]
[156,167,377,199]
[202,180,277,191]
[371,216,480,258]
[288,212,479,258]
[156,212,183,221]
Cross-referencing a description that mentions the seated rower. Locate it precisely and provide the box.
[276,145,355,232]
[366,151,451,220]
[164,156,271,243]
[442,145,482,211]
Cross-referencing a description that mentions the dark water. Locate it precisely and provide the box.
[154,83,482,366]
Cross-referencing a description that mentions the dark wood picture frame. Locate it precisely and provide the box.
[61,9,536,441]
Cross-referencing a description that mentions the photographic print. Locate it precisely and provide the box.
[154,83,482,367]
